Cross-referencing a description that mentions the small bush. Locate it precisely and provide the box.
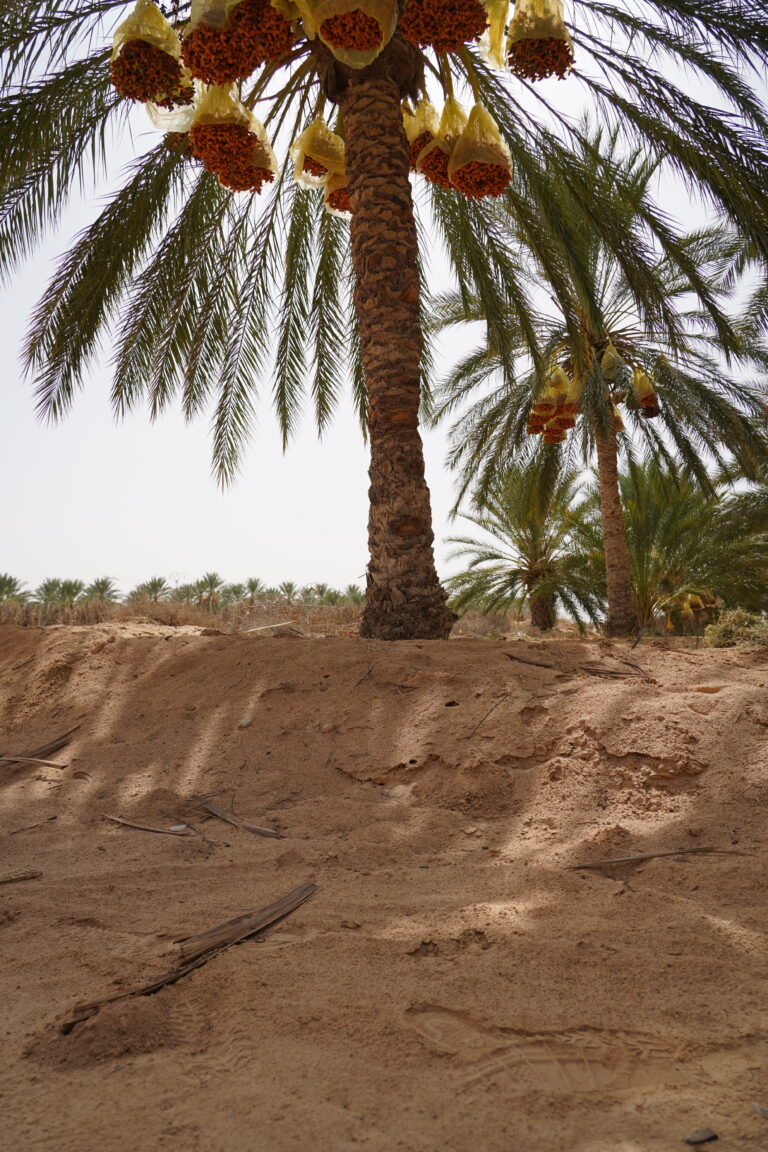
[704,609,768,648]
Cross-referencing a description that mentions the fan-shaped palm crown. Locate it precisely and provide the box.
[446,454,604,631]
[4,0,768,638]
[433,128,768,634]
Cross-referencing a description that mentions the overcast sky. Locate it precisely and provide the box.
[2,51,713,598]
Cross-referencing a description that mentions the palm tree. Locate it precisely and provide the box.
[221,581,245,605]
[129,575,170,601]
[170,581,197,603]
[611,460,768,630]
[343,582,364,605]
[245,576,265,604]
[6,3,768,638]
[194,570,225,611]
[35,578,64,604]
[446,457,604,631]
[0,574,29,603]
[83,576,120,601]
[278,580,298,601]
[434,133,768,636]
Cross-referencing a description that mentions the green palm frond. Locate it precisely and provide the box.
[4,0,768,487]
[446,455,605,628]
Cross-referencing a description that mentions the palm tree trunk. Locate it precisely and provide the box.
[529,589,556,631]
[340,50,454,641]
[594,417,637,637]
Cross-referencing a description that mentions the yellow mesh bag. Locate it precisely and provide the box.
[187,0,229,33]
[562,372,583,414]
[324,170,352,217]
[600,339,622,380]
[612,403,625,432]
[532,366,568,416]
[191,82,251,127]
[508,0,574,81]
[403,98,440,170]
[190,85,279,191]
[479,0,510,70]
[631,366,656,404]
[291,117,345,187]
[271,0,316,36]
[447,102,512,199]
[632,366,659,417]
[110,0,187,103]
[416,97,467,189]
[312,0,397,68]
[112,0,182,59]
[146,77,199,131]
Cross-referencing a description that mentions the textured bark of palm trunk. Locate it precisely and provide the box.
[594,419,638,637]
[529,590,555,631]
[341,62,454,640]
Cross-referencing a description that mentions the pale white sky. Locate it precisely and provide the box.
[2,52,712,598]
[3,172,468,596]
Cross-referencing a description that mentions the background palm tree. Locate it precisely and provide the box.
[446,457,604,631]
[5,2,768,636]
[245,577,265,604]
[278,580,298,602]
[434,133,768,636]
[129,575,170,601]
[0,574,29,603]
[608,460,768,631]
[343,583,364,605]
[83,576,120,602]
[170,581,198,604]
[221,581,246,607]
[196,571,225,612]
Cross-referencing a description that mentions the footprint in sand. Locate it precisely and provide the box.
[406,1005,681,1094]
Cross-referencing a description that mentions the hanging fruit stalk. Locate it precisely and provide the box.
[448,101,512,199]
[480,0,510,69]
[325,169,353,214]
[416,97,467,189]
[229,0,295,61]
[399,0,488,54]
[507,0,574,82]
[189,85,278,192]
[600,338,622,380]
[291,116,345,184]
[314,0,397,66]
[403,98,440,172]
[183,0,293,85]
[110,0,188,104]
[632,366,660,418]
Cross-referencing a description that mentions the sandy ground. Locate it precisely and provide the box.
[1,622,767,1152]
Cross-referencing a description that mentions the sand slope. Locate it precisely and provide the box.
[1,623,767,1151]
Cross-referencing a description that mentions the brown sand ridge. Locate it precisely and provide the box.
[1,622,767,1151]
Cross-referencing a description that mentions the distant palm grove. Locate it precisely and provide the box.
[0,572,365,625]
[3,461,767,638]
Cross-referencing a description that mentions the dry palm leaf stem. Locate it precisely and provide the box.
[0,870,43,885]
[568,847,750,870]
[102,814,190,836]
[0,725,79,769]
[60,881,318,1033]
[191,794,283,838]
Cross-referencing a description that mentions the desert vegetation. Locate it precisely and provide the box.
[0,572,364,630]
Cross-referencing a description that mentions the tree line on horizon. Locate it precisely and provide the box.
[0,573,366,617]
[3,450,767,638]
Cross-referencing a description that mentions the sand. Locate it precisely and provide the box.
[1,621,767,1151]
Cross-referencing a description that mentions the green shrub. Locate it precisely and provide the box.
[704,609,768,648]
